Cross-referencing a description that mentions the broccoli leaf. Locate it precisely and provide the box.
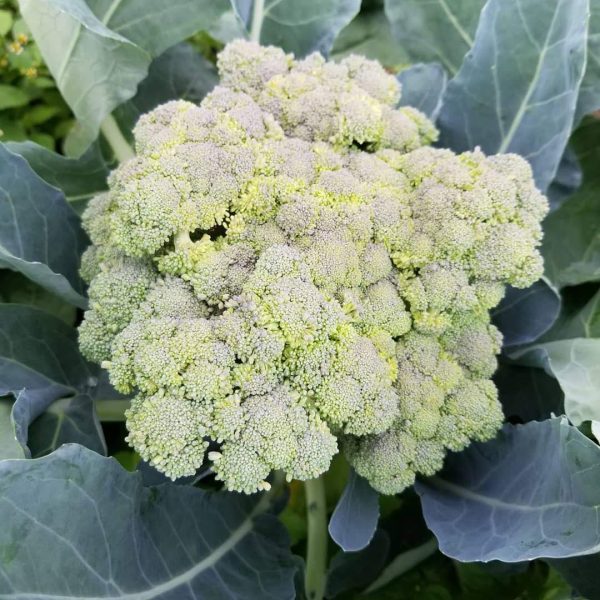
[0,143,88,307]
[114,42,218,138]
[397,63,448,120]
[548,553,600,600]
[331,8,408,68]
[0,444,298,600]
[575,0,600,121]
[326,529,390,598]
[491,279,561,348]
[494,362,564,423]
[27,393,106,457]
[0,304,104,457]
[329,469,380,552]
[19,0,229,155]
[19,0,150,156]
[0,397,24,460]
[512,339,600,427]
[546,147,582,210]
[6,140,111,208]
[543,117,600,287]
[384,0,485,75]
[231,0,361,57]
[547,288,600,340]
[416,418,600,562]
[438,0,589,192]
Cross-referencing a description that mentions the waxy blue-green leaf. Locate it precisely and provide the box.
[0,144,87,307]
[397,63,447,120]
[416,419,600,562]
[543,118,600,287]
[546,147,582,210]
[19,0,149,155]
[326,529,390,598]
[543,192,600,287]
[20,0,229,155]
[329,469,379,552]
[512,339,600,427]
[231,0,361,57]
[0,304,98,456]
[0,444,298,599]
[115,42,218,138]
[331,8,407,67]
[438,0,589,192]
[575,0,600,121]
[384,0,484,75]
[27,393,106,458]
[543,286,600,342]
[494,362,564,423]
[0,397,24,460]
[549,553,600,600]
[491,279,561,347]
[90,0,229,58]
[6,140,111,205]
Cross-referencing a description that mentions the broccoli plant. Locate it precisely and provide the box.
[1,1,600,599]
[79,40,546,498]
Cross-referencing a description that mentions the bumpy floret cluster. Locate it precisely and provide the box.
[79,40,548,494]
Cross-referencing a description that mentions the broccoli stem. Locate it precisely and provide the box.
[363,537,438,594]
[249,0,264,42]
[304,475,328,600]
[94,399,130,422]
[100,114,135,163]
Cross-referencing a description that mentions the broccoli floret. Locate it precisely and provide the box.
[79,40,548,494]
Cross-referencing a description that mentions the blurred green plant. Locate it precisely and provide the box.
[0,0,72,150]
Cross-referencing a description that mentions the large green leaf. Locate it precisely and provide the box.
[19,0,149,155]
[543,118,600,287]
[27,394,106,457]
[329,469,379,552]
[384,0,484,75]
[331,8,408,68]
[491,279,561,347]
[0,397,24,460]
[513,339,600,427]
[0,270,76,325]
[546,147,582,210]
[494,362,564,423]
[326,530,390,598]
[115,42,218,138]
[6,140,111,205]
[0,304,104,457]
[547,288,600,340]
[231,0,361,57]
[416,418,600,562]
[0,143,87,307]
[437,0,589,192]
[397,63,447,120]
[0,444,297,599]
[549,554,600,600]
[543,193,600,287]
[20,0,229,155]
[90,0,229,57]
[576,0,600,121]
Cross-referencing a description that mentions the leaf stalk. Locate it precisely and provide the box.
[304,475,328,600]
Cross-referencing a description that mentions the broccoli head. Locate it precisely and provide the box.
[79,40,548,494]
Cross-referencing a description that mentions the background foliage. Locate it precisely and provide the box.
[1,0,599,598]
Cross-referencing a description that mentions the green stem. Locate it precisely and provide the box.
[249,0,265,43]
[94,399,130,422]
[363,538,438,595]
[304,476,328,600]
[100,114,135,162]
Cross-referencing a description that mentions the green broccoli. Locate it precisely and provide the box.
[79,40,548,494]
